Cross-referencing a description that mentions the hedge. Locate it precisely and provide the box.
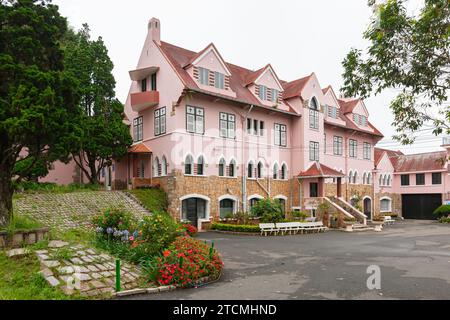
[211,223,260,233]
[433,205,450,218]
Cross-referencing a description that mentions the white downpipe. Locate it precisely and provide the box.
[242,105,254,213]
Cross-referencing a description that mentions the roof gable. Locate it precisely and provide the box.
[282,73,314,100]
[247,64,284,91]
[184,43,231,76]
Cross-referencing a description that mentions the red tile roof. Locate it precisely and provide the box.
[374,147,404,167]
[338,98,360,114]
[297,162,345,178]
[128,143,152,154]
[157,41,384,136]
[393,151,447,172]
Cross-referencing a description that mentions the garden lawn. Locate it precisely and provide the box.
[128,188,168,213]
[0,249,84,300]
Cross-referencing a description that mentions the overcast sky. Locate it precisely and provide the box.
[52,0,446,154]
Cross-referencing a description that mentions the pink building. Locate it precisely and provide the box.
[42,18,450,228]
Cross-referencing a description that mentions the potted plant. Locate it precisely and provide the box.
[372,215,384,231]
[344,216,357,232]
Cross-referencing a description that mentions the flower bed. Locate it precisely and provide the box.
[92,207,222,289]
[211,223,260,233]
[142,236,223,288]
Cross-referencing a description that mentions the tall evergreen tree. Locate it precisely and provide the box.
[64,25,132,184]
[0,0,80,227]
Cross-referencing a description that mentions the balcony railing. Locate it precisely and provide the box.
[130,91,159,112]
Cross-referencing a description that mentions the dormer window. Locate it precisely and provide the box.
[353,114,368,126]
[214,72,225,89]
[258,85,267,100]
[326,105,339,119]
[198,67,209,85]
[271,89,279,103]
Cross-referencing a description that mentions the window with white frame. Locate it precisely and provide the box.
[153,157,160,177]
[281,164,287,180]
[197,156,205,175]
[154,107,166,136]
[214,71,225,89]
[229,159,236,177]
[219,112,236,139]
[274,124,287,147]
[348,170,353,184]
[257,162,264,179]
[349,139,357,158]
[271,89,279,103]
[247,118,264,136]
[309,141,319,161]
[380,198,392,212]
[333,136,343,156]
[161,156,167,176]
[363,142,371,160]
[248,161,254,178]
[353,171,358,184]
[186,106,204,134]
[133,116,143,142]
[367,172,372,185]
[327,105,338,119]
[273,163,279,180]
[218,158,226,177]
[198,67,209,85]
[185,155,193,175]
[309,97,319,130]
[363,172,367,185]
[258,85,267,100]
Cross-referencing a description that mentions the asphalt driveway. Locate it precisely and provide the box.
[124,220,450,300]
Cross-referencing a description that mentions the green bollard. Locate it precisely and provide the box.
[115,259,121,292]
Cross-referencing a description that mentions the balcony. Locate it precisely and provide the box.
[130,91,159,112]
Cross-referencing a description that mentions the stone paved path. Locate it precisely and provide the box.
[37,240,143,298]
[14,191,150,230]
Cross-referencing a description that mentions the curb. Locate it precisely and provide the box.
[112,273,222,298]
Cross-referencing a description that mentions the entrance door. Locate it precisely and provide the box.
[364,198,372,220]
[310,183,318,198]
[182,198,207,227]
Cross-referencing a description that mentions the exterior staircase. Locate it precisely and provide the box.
[327,196,368,225]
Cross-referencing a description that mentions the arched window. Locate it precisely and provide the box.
[281,164,287,180]
[379,174,383,186]
[387,174,391,186]
[348,170,353,184]
[248,161,254,178]
[353,171,358,184]
[362,172,367,185]
[185,155,193,175]
[273,163,279,180]
[161,156,167,176]
[197,156,205,176]
[367,173,372,185]
[309,97,320,129]
[218,158,226,177]
[219,198,235,219]
[382,174,387,186]
[249,197,262,212]
[229,159,236,177]
[257,161,263,179]
[380,197,392,212]
[153,157,160,177]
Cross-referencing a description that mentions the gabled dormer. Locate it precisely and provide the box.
[322,86,346,126]
[183,43,236,98]
[338,98,371,129]
[246,64,287,110]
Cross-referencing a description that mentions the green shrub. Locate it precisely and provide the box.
[92,207,136,232]
[292,211,309,220]
[2,215,42,233]
[251,198,284,223]
[433,205,450,219]
[139,213,183,250]
[439,216,450,224]
[14,181,100,194]
[211,223,260,233]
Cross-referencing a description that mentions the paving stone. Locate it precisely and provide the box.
[58,266,74,274]
[70,257,83,265]
[74,273,92,281]
[101,271,112,277]
[46,276,60,287]
[35,250,48,255]
[81,256,94,263]
[7,248,30,257]
[90,280,106,289]
[37,254,50,261]
[42,260,60,268]
[103,278,115,286]
[91,272,102,280]
[95,264,107,271]
[75,266,90,273]
[39,268,54,277]
[76,251,86,256]
[48,240,69,248]
[86,249,96,255]
[87,265,100,272]
[100,287,115,295]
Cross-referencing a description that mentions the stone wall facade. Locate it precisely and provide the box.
[374,192,402,217]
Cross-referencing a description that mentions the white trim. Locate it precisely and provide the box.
[179,194,211,230]
[379,196,392,213]
[216,154,226,165]
[309,95,320,110]
[254,65,284,91]
[218,195,239,217]
[248,194,264,201]
[190,45,232,76]
[274,195,288,201]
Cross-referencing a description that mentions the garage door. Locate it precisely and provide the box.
[402,194,442,220]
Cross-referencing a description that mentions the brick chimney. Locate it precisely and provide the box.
[148,17,161,45]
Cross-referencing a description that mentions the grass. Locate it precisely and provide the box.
[1,214,42,233]
[14,182,101,196]
[0,249,84,300]
[128,188,168,213]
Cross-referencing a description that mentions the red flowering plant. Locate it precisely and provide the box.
[142,236,223,288]
[182,223,198,237]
